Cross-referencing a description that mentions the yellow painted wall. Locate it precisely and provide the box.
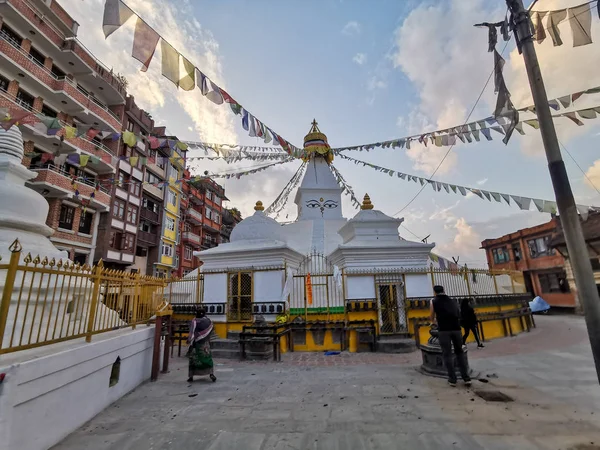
[166,191,178,214]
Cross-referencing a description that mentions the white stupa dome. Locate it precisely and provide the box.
[230,201,286,242]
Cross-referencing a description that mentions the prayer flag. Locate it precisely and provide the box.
[179,56,195,91]
[161,39,180,86]
[306,273,313,306]
[102,0,134,38]
[132,18,160,72]
[123,130,136,147]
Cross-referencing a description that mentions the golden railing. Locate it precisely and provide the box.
[0,240,166,355]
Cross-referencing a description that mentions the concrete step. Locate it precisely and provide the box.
[211,348,241,360]
[378,333,412,341]
[377,338,417,354]
[211,338,240,351]
[227,330,242,340]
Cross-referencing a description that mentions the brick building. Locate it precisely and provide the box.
[480,216,575,308]
[551,211,600,312]
[1,0,126,264]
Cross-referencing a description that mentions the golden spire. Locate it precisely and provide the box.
[361,194,374,210]
[254,201,264,211]
[310,118,320,133]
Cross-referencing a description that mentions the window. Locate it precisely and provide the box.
[126,205,138,224]
[528,236,555,258]
[16,89,34,109]
[110,231,123,250]
[143,197,159,214]
[127,120,134,132]
[214,196,221,206]
[213,213,220,224]
[538,272,569,293]
[591,258,600,271]
[175,255,180,269]
[168,190,176,206]
[184,245,193,260]
[166,217,175,231]
[129,180,141,197]
[51,64,65,78]
[205,207,212,220]
[161,242,174,257]
[113,199,125,219]
[123,234,135,252]
[145,170,162,187]
[41,104,57,118]
[28,46,45,67]
[183,221,192,232]
[78,211,94,234]
[118,171,128,188]
[170,163,179,178]
[139,221,153,233]
[0,24,22,47]
[58,204,75,230]
[512,243,522,262]
[227,272,253,321]
[492,247,509,264]
[73,253,87,265]
[0,74,8,92]
[206,191,213,201]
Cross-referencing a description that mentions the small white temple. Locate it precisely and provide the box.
[192,122,437,335]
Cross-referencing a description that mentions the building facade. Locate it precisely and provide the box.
[1,0,126,264]
[95,95,149,270]
[220,207,242,244]
[550,211,600,312]
[480,217,575,308]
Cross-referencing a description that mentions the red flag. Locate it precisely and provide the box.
[305,273,313,306]
[148,136,159,149]
[87,128,100,140]
[219,88,236,104]
[1,111,31,131]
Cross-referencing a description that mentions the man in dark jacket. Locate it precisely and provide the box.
[429,285,471,387]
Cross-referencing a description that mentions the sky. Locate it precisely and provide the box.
[62,0,600,266]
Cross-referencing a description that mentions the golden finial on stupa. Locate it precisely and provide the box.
[361,194,374,210]
[254,201,264,211]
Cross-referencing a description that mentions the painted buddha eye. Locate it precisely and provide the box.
[323,200,338,209]
[306,200,320,208]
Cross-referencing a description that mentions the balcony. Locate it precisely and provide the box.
[137,230,159,246]
[182,231,201,247]
[202,216,221,232]
[0,0,126,103]
[28,165,111,210]
[143,183,163,201]
[187,208,203,225]
[140,207,160,224]
[0,88,117,174]
[201,239,218,250]
[0,35,122,131]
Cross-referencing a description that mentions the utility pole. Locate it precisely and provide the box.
[507,0,600,383]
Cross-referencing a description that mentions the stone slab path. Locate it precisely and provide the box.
[53,316,600,450]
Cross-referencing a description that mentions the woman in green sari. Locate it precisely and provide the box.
[186,309,216,382]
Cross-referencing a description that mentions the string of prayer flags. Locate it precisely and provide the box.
[207,158,294,179]
[338,153,598,216]
[492,50,518,144]
[531,1,596,48]
[101,0,300,155]
[474,17,511,52]
[329,163,361,209]
[265,162,308,218]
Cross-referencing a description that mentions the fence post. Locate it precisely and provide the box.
[85,260,103,342]
[510,271,516,294]
[464,265,472,296]
[492,270,499,295]
[429,265,435,288]
[0,240,22,352]
[131,272,140,330]
[196,271,202,304]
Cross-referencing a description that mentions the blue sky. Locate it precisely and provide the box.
[64,0,600,265]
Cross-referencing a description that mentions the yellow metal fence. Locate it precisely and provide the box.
[0,241,166,355]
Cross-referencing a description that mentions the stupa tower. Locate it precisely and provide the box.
[294,120,343,221]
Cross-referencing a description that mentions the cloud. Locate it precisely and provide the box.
[436,217,482,261]
[476,178,488,186]
[62,0,237,144]
[367,76,387,91]
[352,53,367,65]
[342,21,361,36]
[585,159,600,189]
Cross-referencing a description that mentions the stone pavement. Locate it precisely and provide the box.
[53,316,600,450]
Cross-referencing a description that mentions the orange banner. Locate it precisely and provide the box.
[306,273,313,305]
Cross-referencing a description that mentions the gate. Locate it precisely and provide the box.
[290,250,343,318]
[375,273,407,334]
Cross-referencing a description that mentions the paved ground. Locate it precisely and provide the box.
[54,316,600,450]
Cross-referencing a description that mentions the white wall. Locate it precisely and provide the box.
[254,270,284,302]
[203,273,227,304]
[345,275,376,299]
[0,327,157,450]
[405,273,433,298]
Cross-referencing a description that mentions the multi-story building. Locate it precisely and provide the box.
[0,0,126,264]
[153,127,186,278]
[220,207,242,244]
[550,211,600,312]
[192,177,225,250]
[95,95,148,270]
[480,216,575,308]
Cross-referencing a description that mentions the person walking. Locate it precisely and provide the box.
[186,308,216,383]
[430,285,472,387]
[460,298,484,348]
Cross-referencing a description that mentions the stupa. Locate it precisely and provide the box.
[192,122,435,342]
